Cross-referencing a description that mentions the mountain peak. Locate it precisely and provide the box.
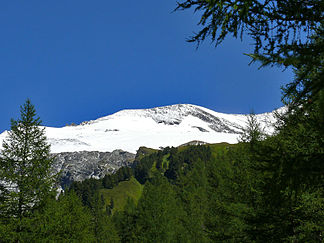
[0,104,280,154]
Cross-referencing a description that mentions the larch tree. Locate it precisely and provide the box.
[176,1,323,240]
[176,0,324,107]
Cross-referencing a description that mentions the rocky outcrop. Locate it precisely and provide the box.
[178,140,209,147]
[138,104,244,133]
[53,150,135,187]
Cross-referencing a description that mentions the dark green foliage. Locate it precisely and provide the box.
[176,0,324,108]
[239,112,265,145]
[134,154,155,184]
[69,166,134,212]
[1,2,321,241]
[165,145,211,181]
[103,167,132,189]
[94,213,120,243]
[135,174,187,242]
[280,28,324,109]
[1,101,322,242]
[175,0,322,61]
[176,158,209,242]
[0,100,123,242]
[134,146,158,161]
[69,177,103,208]
[103,175,114,189]
[91,192,120,243]
[0,99,56,219]
[0,192,96,242]
[247,103,324,241]
[109,197,114,211]
[134,147,174,184]
[204,144,254,242]
[172,4,323,240]
[29,192,95,242]
[29,133,320,242]
[113,197,138,242]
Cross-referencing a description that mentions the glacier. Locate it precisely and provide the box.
[0,104,283,154]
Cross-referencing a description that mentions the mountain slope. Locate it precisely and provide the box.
[53,150,135,186]
[0,104,281,154]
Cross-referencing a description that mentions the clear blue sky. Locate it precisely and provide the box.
[0,1,293,133]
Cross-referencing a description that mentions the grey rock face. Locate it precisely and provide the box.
[52,150,135,187]
[138,104,244,133]
[179,140,209,147]
[193,107,242,133]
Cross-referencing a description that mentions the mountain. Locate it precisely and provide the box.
[0,104,283,186]
[0,104,281,154]
[53,150,135,187]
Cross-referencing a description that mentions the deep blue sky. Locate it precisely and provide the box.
[0,1,293,133]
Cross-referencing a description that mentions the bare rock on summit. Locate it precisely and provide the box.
[178,140,209,147]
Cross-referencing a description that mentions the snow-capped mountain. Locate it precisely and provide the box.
[0,104,281,154]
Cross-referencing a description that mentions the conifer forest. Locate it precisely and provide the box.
[0,1,323,242]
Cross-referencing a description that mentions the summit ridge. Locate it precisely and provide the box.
[0,104,281,153]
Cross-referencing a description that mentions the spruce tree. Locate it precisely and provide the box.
[25,192,96,242]
[0,99,56,220]
[136,173,187,242]
[177,158,209,242]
